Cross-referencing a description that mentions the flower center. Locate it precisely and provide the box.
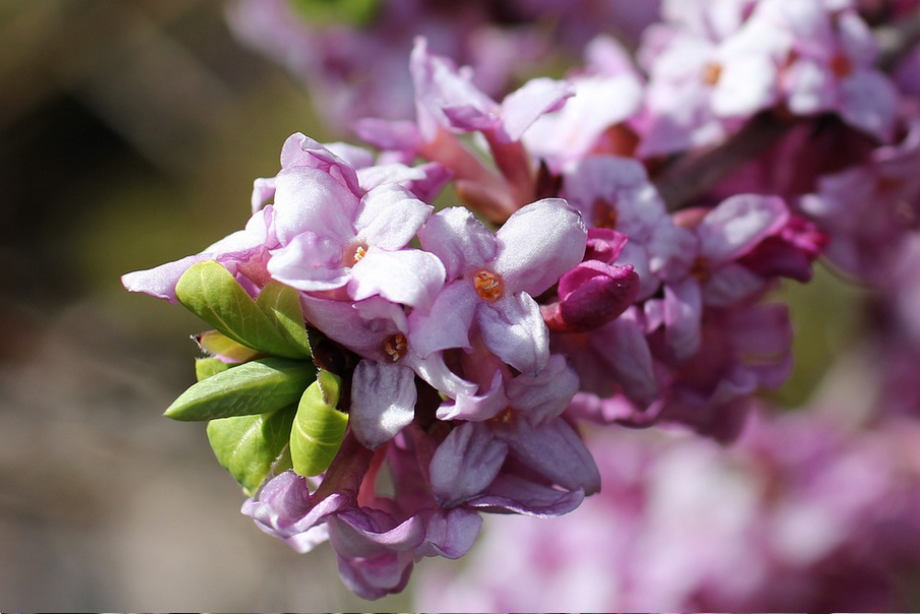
[344,242,368,266]
[488,407,515,425]
[591,197,619,229]
[830,53,852,78]
[382,333,408,362]
[691,256,711,282]
[473,270,504,301]
[702,61,723,86]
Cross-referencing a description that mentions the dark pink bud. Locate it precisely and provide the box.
[585,227,629,263]
[739,215,828,282]
[543,261,639,332]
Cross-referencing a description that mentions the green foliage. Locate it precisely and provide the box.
[288,0,381,27]
[194,356,231,381]
[196,330,262,363]
[207,406,296,495]
[175,261,311,360]
[165,357,315,421]
[290,370,348,477]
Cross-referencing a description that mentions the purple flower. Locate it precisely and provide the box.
[263,133,446,309]
[122,205,277,302]
[410,198,587,375]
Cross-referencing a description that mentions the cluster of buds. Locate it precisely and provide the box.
[124,0,920,600]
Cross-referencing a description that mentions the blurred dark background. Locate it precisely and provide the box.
[0,0,406,609]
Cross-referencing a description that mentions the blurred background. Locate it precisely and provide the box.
[0,0,871,610]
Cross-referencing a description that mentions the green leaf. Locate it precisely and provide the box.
[195,357,231,381]
[290,371,348,477]
[196,330,262,363]
[175,261,309,359]
[255,281,312,357]
[288,0,380,27]
[207,406,296,495]
[165,357,315,421]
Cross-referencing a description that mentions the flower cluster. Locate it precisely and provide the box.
[228,0,659,127]
[124,0,920,601]
[415,409,920,611]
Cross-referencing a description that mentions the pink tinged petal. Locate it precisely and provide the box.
[567,391,663,426]
[348,247,446,309]
[407,280,478,357]
[300,296,398,360]
[591,317,659,405]
[354,183,432,249]
[279,132,361,198]
[477,293,549,375]
[251,177,276,213]
[404,351,479,400]
[351,118,421,156]
[785,59,835,115]
[267,232,351,292]
[323,141,375,170]
[441,104,500,133]
[419,508,483,559]
[418,207,498,280]
[493,198,587,296]
[561,155,666,236]
[664,278,703,361]
[703,262,766,306]
[356,161,451,202]
[498,417,601,495]
[329,510,425,557]
[241,472,349,553]
[410,37,499,141]
[429,422,509,507]
[647,222,698,280]
[840,71,898,142]
[272,167,358,244]
[335,552,414,601]
[498,77,573,142]
[122,208,275,303]
[350,361,417,450]
[618,241,658,300]
[436,369,507,422]
[837,10,877,66]
[711,53,778,117]
[506,354,579,425]
[524,74,642,171]
[467,474,584,516]
[122,254,209,303]
[698,194,790,264]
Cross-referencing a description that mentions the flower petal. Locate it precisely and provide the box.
[498,417,601,495]
[355,183,433,249]
[350,361,417,449]
[418,207,497,280]
[268,231,350,292]
[499,77,573,142]
[664,278,703,361]
[349,247,446,309]
[467,474,584,516]
[698,194,789,264]
[429,422,509,506]
[493,198,587,296]
[272,167,358,244]
[506,354,580,425]
[477,293,549,375]
[407,280,478,357]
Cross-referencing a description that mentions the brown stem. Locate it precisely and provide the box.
[655,112,795,211]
